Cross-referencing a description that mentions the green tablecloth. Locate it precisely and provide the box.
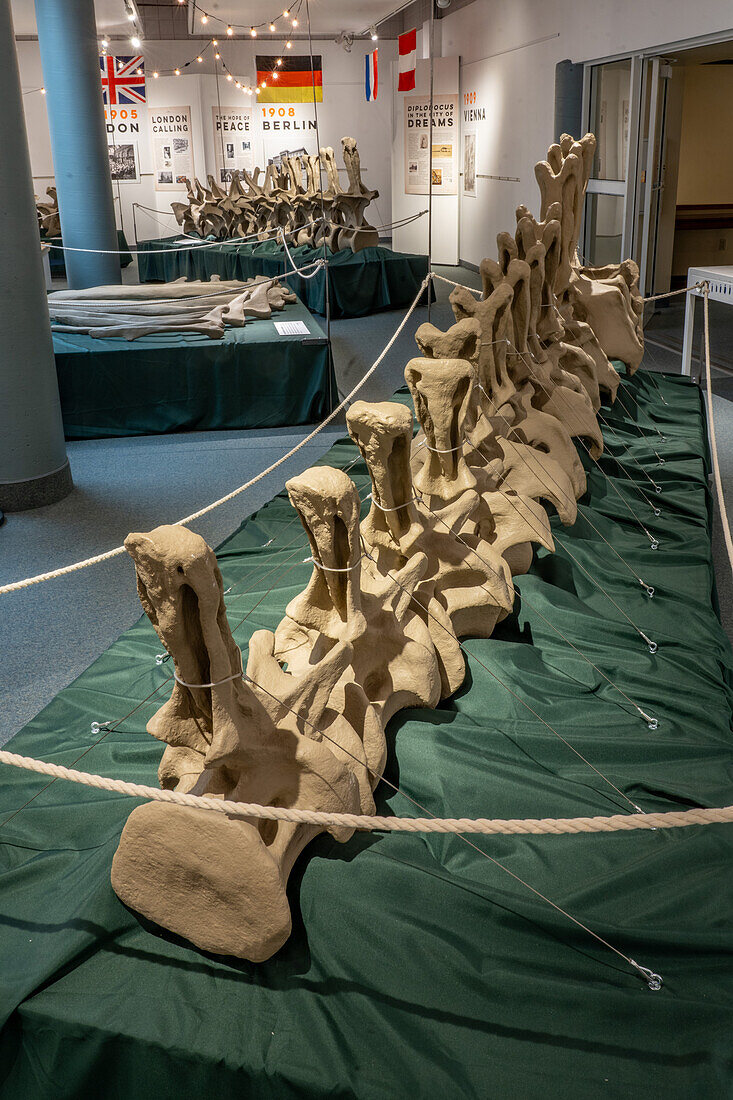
[53,295,334,440]
[0,371,732,1098]
[136,237,433,318]
[44,230,133,278]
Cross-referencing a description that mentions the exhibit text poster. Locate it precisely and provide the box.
[463,129,476,197]
[149,106,194,190]
[404,94,458,195]
[108,141,140,182]
[212,107,255,184]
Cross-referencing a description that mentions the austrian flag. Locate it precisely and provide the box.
[398,27,416,92]
[365,48,378,101]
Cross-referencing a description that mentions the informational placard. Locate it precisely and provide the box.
[105,105,143,185]
[212,107,255,185]
[403,94,458,195]
[256,104,319,166]
[108,141,140,182]
[463,129,476,197]
[149,106,194,190]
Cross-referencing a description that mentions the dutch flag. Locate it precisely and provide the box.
[365,48,378,101]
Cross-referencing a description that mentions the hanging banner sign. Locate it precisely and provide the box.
[104,105,143,185]
[211,107,255,185]
[149,106,195,191]
[257,104,318,166]
[403,94,458,195]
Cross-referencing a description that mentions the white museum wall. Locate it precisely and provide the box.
[16,37,395,244]
[438,0,733,267]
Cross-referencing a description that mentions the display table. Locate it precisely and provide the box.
[0,371,732,1097]
[53,294,334,439]
[136,236,433,318]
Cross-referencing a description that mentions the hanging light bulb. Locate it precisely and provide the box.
[276,57,283,65]
[153,70,159,78]
[249,26,256,36]
[136,67,143,75]
[269,22,276,31]
[196,55,203,62]
[212,38,218,45]
[200,13,208,23]
[214,51,220,58]
[127,10,135,20]
[174,68,181,75]
[285,40,292,49]
[282,8,290,16]
[130,35,141,47]
[227,25,234,35]
[369,25,378,40]
[235,80,241,88]
[255,87,261,94]
[292,17,298,27]
[40,86,46,95]
[101,37,109,47]
[273,70,279,78]
[226,73,232,81]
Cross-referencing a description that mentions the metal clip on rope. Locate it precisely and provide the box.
[90,721,112,734]
[155,652,171,666]
[640,632,658,655]
[635,706,659,731]
[639,580,655,599]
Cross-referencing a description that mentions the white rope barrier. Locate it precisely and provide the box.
[0,748,730,835]
[0,272,430,595]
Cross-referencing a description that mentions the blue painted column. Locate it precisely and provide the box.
[554,60,584,143]
[35,0,120,288]
[0,0,71,511]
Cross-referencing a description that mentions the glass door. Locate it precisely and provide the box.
[581,57,636,268]
[633,58,672,294]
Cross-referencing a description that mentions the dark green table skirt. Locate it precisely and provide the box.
[136,236,433,318]
[1,371,732,1097]
[53,295,334,440]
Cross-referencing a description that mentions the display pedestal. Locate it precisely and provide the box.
[0,372,731,1096]
[53,293,334,439]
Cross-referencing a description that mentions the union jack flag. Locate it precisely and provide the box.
[100,55,146,105]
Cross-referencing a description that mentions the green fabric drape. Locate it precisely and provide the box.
[136,237,433,318]
[53,296,334,440]
[0,370,731,1098]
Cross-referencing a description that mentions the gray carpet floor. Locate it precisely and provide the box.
[1,263,730,745]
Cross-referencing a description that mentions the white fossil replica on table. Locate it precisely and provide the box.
[111,132,646,960]
[46,275,297,340]
[171,137,379,254]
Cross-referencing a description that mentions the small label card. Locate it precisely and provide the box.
[274,320,310,336]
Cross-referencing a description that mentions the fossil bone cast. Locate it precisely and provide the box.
[535,132,644,374]
[46,275,296,340]
[35,186,61,238]
[111,126,647,964]
[112,524,376,962]
[274,465,442,725]
[171,137,379,254]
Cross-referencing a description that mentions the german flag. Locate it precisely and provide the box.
[256,55,322,103]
